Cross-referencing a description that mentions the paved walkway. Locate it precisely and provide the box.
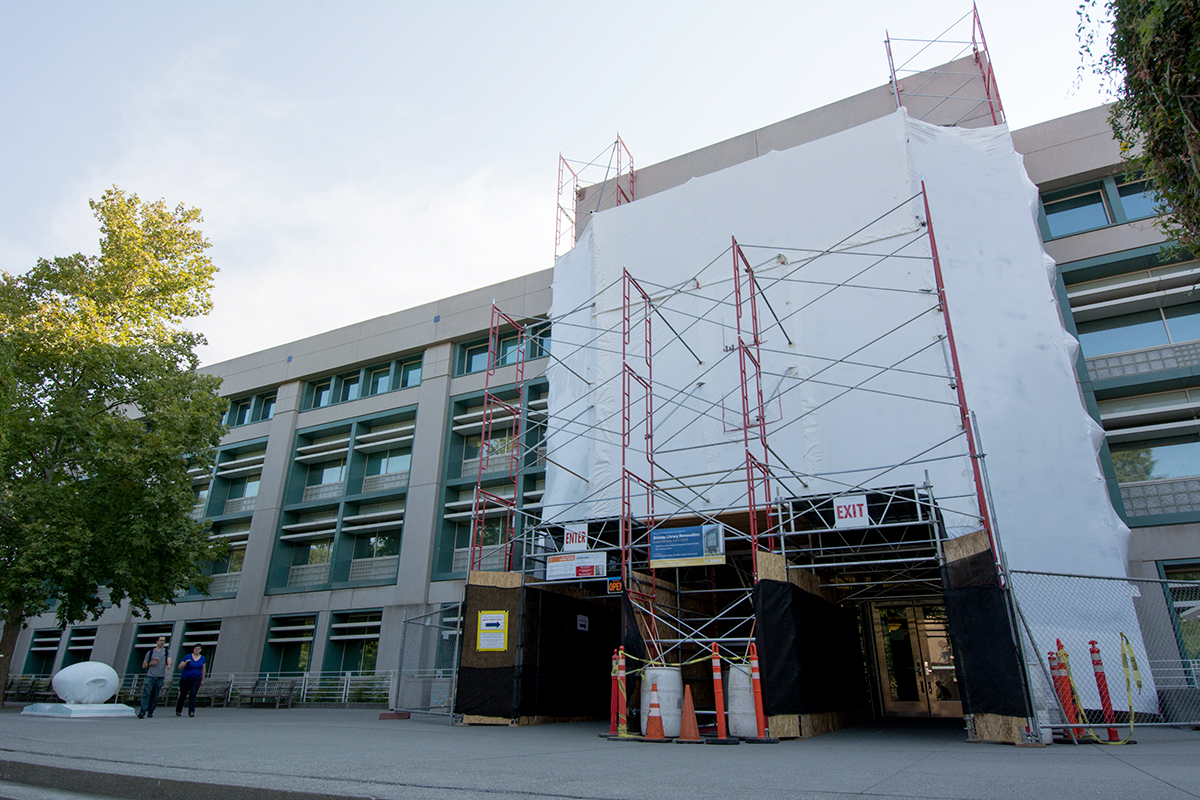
[1,706,1198,800]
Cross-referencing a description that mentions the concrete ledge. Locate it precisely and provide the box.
[0,761,372,800]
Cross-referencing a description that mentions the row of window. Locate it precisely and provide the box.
[22,611,402,677]
[456,326,550,376]
[1040,175,1159,240]
[305,356,424,411]
[226,391,277,427]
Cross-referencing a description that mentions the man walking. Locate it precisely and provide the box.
[137,636,172,719]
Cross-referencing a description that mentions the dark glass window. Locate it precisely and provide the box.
[311,381,332,408]
[1117,179,1158,221]
[1076,309,1169,357]
[1043,182,1110,238]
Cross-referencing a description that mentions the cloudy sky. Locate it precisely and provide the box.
[0,1,1116,366]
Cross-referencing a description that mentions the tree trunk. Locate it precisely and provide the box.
[0,607,26,707]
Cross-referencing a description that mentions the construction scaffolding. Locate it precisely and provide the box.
[467,182,998,683]
[555,135,635,260]
[885,2,1005,127]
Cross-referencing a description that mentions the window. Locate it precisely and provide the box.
[311,380,332,408]
[229,399,252,426]
[263,615,316,672]
[324,611,381,673]
[227,475,260,500]
[1077,303,1200,358]
[1116,178,1158,221]
[1043,182,1110,238]
[354,533,401,560]
[460,341,490,375]
[1110,435,1200,483]
[366,448,411,476]
[339,373,361,403]
[1040,175,1164,240]
[307,459,345,487]
[367,366,391,396]
[400,358,422,388]
[1159,561,1200,662]
[457,327,548,376]
[256,393,276,421]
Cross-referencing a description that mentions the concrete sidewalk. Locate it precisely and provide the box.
[1,706,1198,800]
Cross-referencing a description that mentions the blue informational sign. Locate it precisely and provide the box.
[649,523,726,568]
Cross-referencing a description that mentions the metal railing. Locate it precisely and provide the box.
[1119,477,1200,517]
[223,496,257,515]
[287,562,330,587]
[207,572,241,595]
[362,472,408,493]
[302,483,344,503]
[113,670,395,707]
[348,556,398,582]
[1086,340,1200,382]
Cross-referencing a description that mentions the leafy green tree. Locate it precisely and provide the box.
[1081,0,1200,252]
[0,188,227,700]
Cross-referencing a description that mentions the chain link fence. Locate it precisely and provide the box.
[1008,569,1200,731]
[395,603,462,716]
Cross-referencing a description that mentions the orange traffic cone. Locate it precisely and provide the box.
[644,682,667,741]
[676,685,702,744]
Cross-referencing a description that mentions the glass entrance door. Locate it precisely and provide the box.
[872,604,962,718]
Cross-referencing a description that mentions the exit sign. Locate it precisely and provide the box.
[834,494,870,529]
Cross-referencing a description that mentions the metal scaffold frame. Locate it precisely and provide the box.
[467,305,529,573]
[733,237,775,580]
[555,135,635,259]
[885,2,1005,126]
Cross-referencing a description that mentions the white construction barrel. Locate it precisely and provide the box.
[726,663,757,738]
[639,666,683,737]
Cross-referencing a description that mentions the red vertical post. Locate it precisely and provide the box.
[922,184,1001,577]
[711,643,728,741]
[1089,640,1120,742]
[732,237,776,579]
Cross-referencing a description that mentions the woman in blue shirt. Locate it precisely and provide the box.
[175,645,207,717]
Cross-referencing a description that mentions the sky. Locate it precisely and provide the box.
[0,1,1118,366]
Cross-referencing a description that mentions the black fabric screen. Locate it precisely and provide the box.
[456,666,518,718]
[943,584,1028,717]
[753,580,867,715]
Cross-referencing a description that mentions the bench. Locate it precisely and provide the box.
[235,679,296,709]
[195,678,232,708]
[3,675,36,702]
[118,675,174,705]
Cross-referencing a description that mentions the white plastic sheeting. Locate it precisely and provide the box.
[541,109,1153,711]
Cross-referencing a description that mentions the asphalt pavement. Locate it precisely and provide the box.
[0,705,1198,800]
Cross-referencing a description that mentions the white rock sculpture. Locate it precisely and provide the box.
[51,661,120,703]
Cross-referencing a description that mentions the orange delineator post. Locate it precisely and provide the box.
[1089,640,1120,742]
[711,643,728,740]
[1051,641,1084,738]
[609,649,618,736]
[749,643,767,739]
[617,646,628,737]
